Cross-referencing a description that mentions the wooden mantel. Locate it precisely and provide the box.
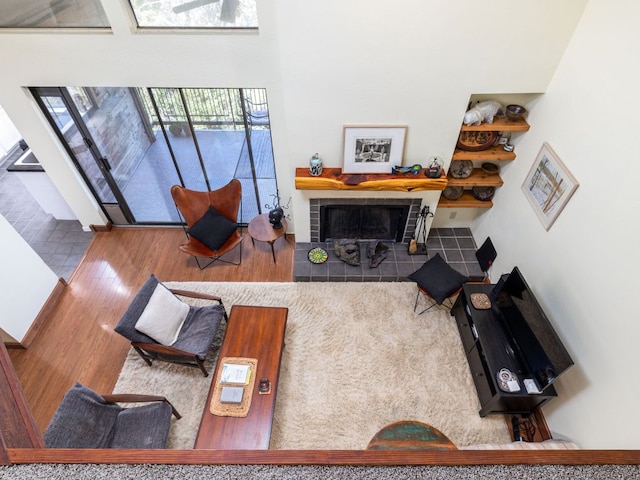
[295,168,447,192]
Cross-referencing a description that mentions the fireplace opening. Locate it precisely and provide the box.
[319,205,409,242]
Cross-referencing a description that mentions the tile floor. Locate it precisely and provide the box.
[295,227,484,282]
[0,149,93,280]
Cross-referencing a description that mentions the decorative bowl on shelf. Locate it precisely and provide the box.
[449,160,473,179]
[472,186,495,201]
[456,131,499,151]
[442,186,464,200]
[481,163,499,175]
[505,104,527,122]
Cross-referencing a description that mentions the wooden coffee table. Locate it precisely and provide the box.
[194,305,288,449]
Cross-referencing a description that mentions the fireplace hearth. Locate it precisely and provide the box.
[295,227,484,282]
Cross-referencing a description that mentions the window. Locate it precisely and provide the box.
[128,0,258,29]
[0,0,109,28]
[31,87,276,225]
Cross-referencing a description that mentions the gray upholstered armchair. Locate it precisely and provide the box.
[43,383,180,449]
[114,274,227,376]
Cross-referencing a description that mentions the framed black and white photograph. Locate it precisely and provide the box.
[522,142,579,230]
[342,125,407,174]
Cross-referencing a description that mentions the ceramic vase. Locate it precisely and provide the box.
[309,153,322,176]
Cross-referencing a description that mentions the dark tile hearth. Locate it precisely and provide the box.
[295,228,484,282]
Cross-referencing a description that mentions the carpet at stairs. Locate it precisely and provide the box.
[113,282,511,450]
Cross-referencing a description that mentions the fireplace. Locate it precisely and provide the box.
[320,205,409,242]
[310,198,421,243]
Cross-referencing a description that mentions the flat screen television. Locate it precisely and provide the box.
[491,266,574,390]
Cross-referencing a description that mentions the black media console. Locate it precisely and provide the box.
[452,279,572,417]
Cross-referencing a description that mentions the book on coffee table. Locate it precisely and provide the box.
[220,386,244,404]
[220,363,251,384]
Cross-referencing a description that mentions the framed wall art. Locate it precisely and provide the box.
[522,142,579,230]
[342,125,407,174]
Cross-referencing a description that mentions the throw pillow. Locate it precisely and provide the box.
[134,283,190,346]
[408,253,469,304]
[186,206,237,252]
[475,236,497,273]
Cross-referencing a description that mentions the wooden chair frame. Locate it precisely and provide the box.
[100,393,181,420]
[414,285,462,314]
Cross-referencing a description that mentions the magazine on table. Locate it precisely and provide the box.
[221,363,251,384]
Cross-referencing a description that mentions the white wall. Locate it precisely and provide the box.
[473,0,640,449]
[0,215,59,342]
[276,1,587,240]
[0,105,21,156]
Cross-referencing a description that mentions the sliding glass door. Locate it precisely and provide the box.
[30,87,276,225]
[30,87,134,224]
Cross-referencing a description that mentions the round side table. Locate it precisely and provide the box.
[247,213,288,263]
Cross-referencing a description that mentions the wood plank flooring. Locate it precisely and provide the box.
[8,227,294,433]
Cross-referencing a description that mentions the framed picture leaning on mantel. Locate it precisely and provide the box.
[522,142,579,231]
[342,125,407,174]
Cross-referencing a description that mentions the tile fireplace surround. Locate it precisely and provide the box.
[295,227,485,282]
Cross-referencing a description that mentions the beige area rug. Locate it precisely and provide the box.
[113,282,511,450]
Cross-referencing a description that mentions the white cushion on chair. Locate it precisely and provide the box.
[134,283,190,346]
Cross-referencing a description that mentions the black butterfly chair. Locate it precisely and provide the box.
[409,237,497,314]
[409,253,469,314]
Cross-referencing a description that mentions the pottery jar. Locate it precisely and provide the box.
[309,153,322,176]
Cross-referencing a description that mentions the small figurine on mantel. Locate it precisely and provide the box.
[309,153,323,176]
[425,156,443,178]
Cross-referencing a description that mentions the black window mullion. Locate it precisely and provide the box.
[179,88,210,191]
[145,88,186,188]
[238,88,263,214]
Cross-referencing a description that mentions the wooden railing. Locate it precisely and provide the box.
[6,447,640,466]
[0,341,44,463]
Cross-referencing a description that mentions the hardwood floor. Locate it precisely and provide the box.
[8,227,294,433]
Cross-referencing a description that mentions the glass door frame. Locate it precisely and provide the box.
[29,86,136,224]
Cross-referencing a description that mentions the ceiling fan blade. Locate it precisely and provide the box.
[173,0,220,14]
